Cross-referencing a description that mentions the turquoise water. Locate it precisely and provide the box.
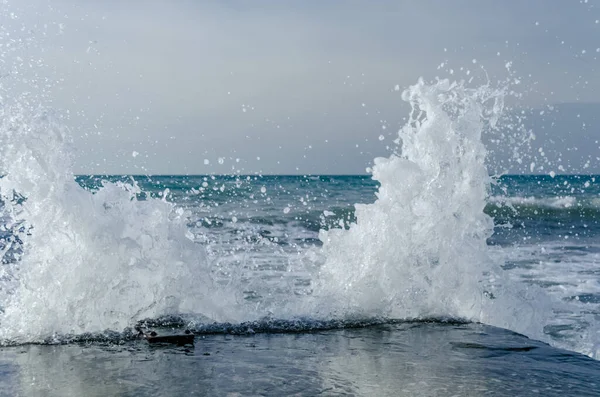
[75,173,600,241]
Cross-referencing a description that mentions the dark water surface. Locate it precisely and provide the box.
[1,322,598,396]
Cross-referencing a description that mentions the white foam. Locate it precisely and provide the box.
[312,79,596,355]
[489,195,579,209]
[316,79,497,319]
[0,105,238,344]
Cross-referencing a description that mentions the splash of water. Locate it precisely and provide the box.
[314,78,563,345]
[0,58,597,356]
[0,103,239,344]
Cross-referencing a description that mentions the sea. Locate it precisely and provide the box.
[1,80,600,395]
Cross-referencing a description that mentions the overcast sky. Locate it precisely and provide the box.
[2,0,600,174]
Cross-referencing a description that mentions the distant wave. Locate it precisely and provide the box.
[490,195,577,209]
[487,195,600,211]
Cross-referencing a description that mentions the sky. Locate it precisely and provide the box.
[2,0,600,174]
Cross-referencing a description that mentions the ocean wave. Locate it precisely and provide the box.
[489,195,580,209]
[485,196,600,224]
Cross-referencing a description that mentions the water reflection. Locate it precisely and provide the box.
[1,323,599,396]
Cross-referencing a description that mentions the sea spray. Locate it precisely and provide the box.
[0,104,239,344]
[314,78,554,342]
[0,80,598,358]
